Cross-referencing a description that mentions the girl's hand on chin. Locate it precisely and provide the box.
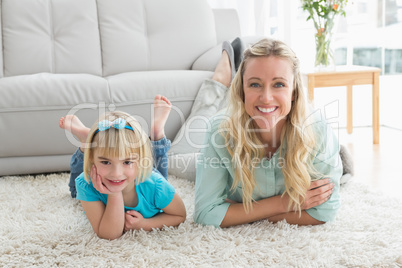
[90,165,114,195]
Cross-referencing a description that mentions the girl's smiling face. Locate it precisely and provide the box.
[243,56,294,136]
[92,150,138,193]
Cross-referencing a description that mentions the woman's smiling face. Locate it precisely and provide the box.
[243,56,294,135]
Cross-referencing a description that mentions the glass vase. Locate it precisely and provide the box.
[314,28,335,72]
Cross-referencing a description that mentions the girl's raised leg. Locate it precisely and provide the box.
[150,95,172,179]
[59,115,90,198]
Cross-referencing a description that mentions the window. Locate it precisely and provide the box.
[208,0,402,128]
[333,0,402,75]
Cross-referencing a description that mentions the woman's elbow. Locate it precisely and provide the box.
[193,208,204,225]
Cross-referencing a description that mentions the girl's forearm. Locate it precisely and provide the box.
[98,194,125,239]
[137,213,186,231]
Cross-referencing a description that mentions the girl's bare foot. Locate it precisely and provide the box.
[59,115,90,144]
[151,95,171,141]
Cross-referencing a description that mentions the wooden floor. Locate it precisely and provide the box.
[338,126,402,200]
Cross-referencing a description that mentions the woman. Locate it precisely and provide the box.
[194,38,342,228]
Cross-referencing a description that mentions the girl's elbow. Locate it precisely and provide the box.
[96,232,122,240]
[176,210,187,225]
[176,200,187,224]
[181,210,187,222]
[96,228,123,240]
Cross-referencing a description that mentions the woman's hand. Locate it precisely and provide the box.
[124,210,145,231]
[264,179,334,226]
[301,178,334,210]
[90,165,114,195]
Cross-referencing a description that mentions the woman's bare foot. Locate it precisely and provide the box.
[212,50,233,88]
[59,115,90,146]
[151,95,171,141]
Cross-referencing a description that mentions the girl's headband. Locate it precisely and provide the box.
[94,118,134,134]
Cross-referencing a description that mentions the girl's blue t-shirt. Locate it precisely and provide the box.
[75,171,175,218]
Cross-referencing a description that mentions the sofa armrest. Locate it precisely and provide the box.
[191,9,240,72]
[191,44,222,72]
[191,35,267,72]
[212,9,241,44]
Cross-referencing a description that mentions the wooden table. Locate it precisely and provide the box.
[302,65,381,144]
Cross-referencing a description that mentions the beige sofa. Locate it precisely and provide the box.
[0,0,241,176]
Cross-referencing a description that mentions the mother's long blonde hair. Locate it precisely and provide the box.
[221,38,320,213]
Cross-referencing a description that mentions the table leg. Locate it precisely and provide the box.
[308,75,315,103]
[373,72,380,144]
[347,85,353,134]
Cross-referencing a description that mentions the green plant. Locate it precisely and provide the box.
[301,0,348,67]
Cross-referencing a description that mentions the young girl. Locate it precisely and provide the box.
[59,95,186,240]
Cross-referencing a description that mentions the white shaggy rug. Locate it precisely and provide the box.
[1,173,402,267]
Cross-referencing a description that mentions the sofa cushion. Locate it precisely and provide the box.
[107,70,213,140]
[145,0,216,70]
[168,152,200,182]
[0,70,214,159]
[2,0,102,77]
[0,73,110,110]
[0,73,110,158]
[97,0,148,76]
[98,0,217,76]
[192,44,223,72]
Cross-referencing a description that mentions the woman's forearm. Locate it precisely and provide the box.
[98,194,125,239]
[220,195,288,228]
[221,196,325,227]
[268,211,324,225]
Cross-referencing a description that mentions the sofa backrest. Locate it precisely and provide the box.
[2,0,103,77]
[98,0,217,76]
[1,0,217,77]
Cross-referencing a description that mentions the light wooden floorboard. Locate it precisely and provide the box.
[338,126,402,200]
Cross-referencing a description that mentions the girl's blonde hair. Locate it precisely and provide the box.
[83,111,153,184]
[221,38,320,213]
